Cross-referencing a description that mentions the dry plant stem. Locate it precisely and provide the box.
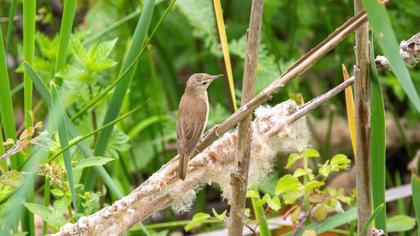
[354,0,372,235]
[228,0,263,235]
[267,77,355,136]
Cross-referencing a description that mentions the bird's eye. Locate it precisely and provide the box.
[203,82,208,85]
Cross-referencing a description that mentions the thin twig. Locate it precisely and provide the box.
[228,0,263,235]
[354,0,372,235]
[267,77,355,136]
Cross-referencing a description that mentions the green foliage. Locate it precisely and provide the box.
[74,156,114,171]
[0,170,22,202]
[412,175,420,235]
[184,209,226,232]
[70,38,118,77]
[370,33,387,232]
[176,0,219,55]
[386,215,416,232]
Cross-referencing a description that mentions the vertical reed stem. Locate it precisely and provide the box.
[228,0,264,235]
[354,0,372,235]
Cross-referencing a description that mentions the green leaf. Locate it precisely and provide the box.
[50,83,79,221]
[50,188,64,197]
[305,181,325,191]
[312,203,331,221]
[411,175,420,235]
[370,33,387,232]
[268,195,281,211]
[286,153,301,168]
[176,0,218,55]
[184,212,211,231]
[74,156,114,170]
[386,215,416,232]
[275,174,302,195]
[55,0,77,72]
[283,208,357,236]
[24,203,66,228]
[303,148,320,158]
[246,190,260,199]
[293,168,313,179]
[0,26,20,168]
[72,38,118,72]
[212,209,226,221]
[318,163,331,177]
[330,154,351,165]
[363,0,420,112]
[0,170,23,202]
[360,203,385,235]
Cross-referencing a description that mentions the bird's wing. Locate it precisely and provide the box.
[176,96,208,156]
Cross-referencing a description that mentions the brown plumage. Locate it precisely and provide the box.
[177,73,222,180]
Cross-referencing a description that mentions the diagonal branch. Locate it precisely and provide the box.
[228,0,263,235]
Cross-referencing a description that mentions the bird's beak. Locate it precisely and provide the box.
[211,74,223,80]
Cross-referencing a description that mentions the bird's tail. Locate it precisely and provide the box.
[178,154,189,180]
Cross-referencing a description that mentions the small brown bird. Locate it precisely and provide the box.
[177,73,222,180]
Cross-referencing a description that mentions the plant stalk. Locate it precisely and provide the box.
[228,0,263,235]
[354,0,372,235]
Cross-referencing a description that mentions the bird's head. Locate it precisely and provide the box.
[186,73,222,91]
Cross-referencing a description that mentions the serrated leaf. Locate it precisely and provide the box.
[50,188,64,197]
[286,153,301,168]
[275,174,302,195]
[305,181,325,191]
[312,203,332,221]
[268,195,281,211]
[319,163,331,177]
[246,190,260,199]
[262,193,271,202]
[293,168,313,178]
[331,154,351,165]
[303,148,320,158]
[185,212,211,231]
[244,208,251,218]
[283,191,303,205]
[176,0,218,55]
[74,156,114,170]
[386,215,416,232]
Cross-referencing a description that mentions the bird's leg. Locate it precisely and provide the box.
[202,125,221,140]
